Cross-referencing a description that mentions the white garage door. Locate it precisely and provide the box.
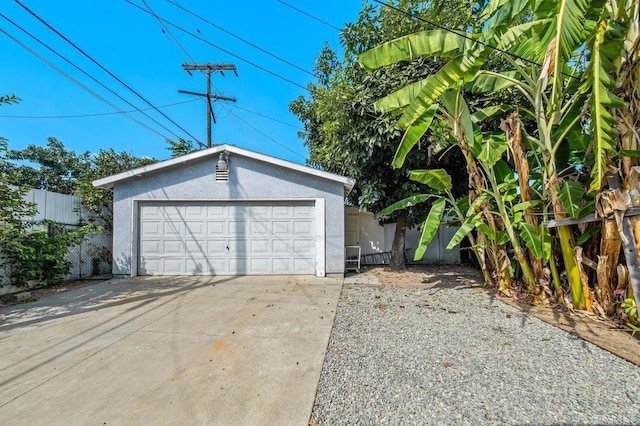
[138,201,316,275]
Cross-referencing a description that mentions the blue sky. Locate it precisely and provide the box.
[0,1,368,164]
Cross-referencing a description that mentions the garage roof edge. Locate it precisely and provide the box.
[92,144,355,192]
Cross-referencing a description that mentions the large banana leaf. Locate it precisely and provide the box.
[373,79,428,114]
[539,0,590,96]
[480,0,531,29]
[358,30,467,71]
[440,90,475,146]
[391,104,438,168]
[396,47,487,130]
[558,180,584,219]
[494,19,552,50]
[471,105,514,123]
[409,169,453,192]
[379,194,434,216]
[581,19,625,192]
[447,212,482,250]
[467,71,519,93]
[519,223,544,259]
[477,134,509,166]
[414,198,447,260]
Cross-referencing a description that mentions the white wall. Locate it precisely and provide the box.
[22,188,86,224]
[345,206,460,264]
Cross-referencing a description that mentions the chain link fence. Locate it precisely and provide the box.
[0,224,113,288]
[65,226,112,280]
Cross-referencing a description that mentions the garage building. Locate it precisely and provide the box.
[93,145,354,277]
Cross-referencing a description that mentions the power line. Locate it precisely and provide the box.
[14,0,203,144]
[0,27,172,140]
[125,0,309,91]
[0,11,197,144]
[0,99,198,119]
[276,0,342,31]
[226,109,307,160]
[229,105,302,129]
[167,0,315,77]
[141,0,199,77]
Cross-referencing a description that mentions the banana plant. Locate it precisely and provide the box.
[357,0,634,310]
[379,168,496,287]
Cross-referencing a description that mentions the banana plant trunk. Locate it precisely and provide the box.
[502,112,545,283]
[459,140,508,290]
[389,209,408,271]
[549,179,587,310]
[597,218,621,315]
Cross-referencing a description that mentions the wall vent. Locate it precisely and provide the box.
[215,152,229,182]
[215,167,229,182]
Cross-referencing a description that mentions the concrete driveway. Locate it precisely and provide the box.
[0,275,342,425]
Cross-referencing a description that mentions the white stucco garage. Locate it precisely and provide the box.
[93,145,354,277]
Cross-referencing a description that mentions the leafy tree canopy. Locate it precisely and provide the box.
[290,0,477,268]
[1,137,90,195]
[75,148,157,230]
[167,138,197,158]
[1,135,157,231]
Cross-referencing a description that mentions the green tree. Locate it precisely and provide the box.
[167,138,197,158]
[75,149,157,231]
[291,0,473,270]
[0,95,82,287]
[0,95,35,251]
[2,137,90,194]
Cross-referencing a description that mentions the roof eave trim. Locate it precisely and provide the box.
[92,144,355,190]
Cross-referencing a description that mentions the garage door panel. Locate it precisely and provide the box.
[208,258,229,274]
[272,240,291,253]
[293,221,313,235]
[272,258,291,273]
[163,240,183,255]
[185,205,206,218]
[207,205,227,218]
[229,258,248,274]
[293,239,314,254]
[185,221,205,236]
[163,222,183,236]
[206,221,227,236]
[139,201,316,275]
[250,221,270,236]
[250,205,270,217]
[294,205,313,217]
[139,259,161,275]
[163,259,184,274]
[294,258,314,273]
[228,240,247,255]
[250,258,269,273]
[272,221,290,234]
[185,240,205,254]
[140,221,161,237]
[250,239,269,254]
[273,206,291,217]
[229,220,248,235]
[230,205,250,217]
[140,206,162,219]
[207,240,227,255]
[185,259,207,274]
[140,240,162,256]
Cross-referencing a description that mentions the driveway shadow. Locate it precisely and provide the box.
[0,276,236,332]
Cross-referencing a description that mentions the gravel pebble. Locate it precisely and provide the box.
[311,284,640,425]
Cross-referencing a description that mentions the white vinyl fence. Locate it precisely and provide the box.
[0,188,112,290]
[345,206,461,265]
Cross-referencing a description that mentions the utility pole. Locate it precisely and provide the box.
[179,63,238,148]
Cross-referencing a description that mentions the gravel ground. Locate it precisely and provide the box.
[311,283,640,425]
